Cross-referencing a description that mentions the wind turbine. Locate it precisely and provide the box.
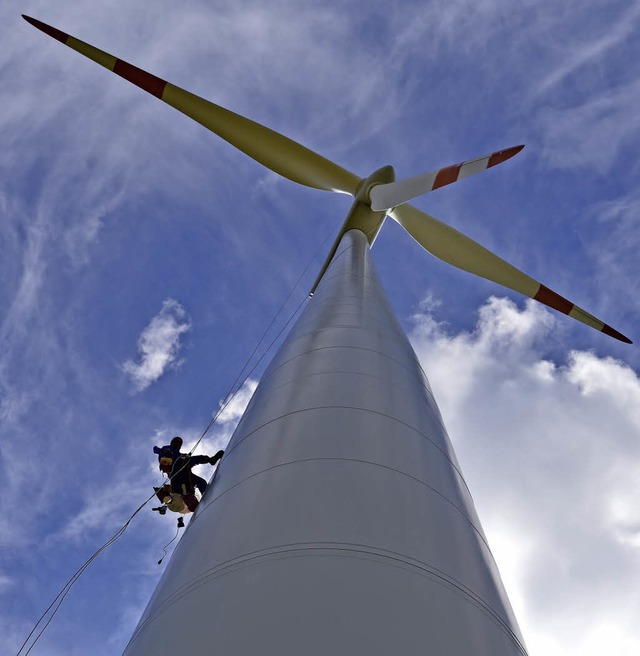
[24,14,631,656]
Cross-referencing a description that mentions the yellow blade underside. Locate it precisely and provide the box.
[23,15,360,195]
[390,204,631,343]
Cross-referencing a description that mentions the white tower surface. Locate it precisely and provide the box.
[124,229,527,655]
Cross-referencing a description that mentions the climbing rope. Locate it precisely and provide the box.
[15,221,337,656]
[157,523,183,565]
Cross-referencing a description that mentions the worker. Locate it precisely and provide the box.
[153,436,224,496]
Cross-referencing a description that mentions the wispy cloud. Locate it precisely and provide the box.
[122,299,192,392]
[586,192,640,319]
[0,573,14,591]
[537,78,640,174]
[532,2,640,99]
[409,296,640,656]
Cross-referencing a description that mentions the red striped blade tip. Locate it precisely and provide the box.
[23,15,69,43]
[487,144,525,168]
[602,324,633,344]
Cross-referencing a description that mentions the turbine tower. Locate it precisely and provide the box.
[24,15,631,656]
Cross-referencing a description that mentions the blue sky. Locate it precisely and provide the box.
[2,1,640,653]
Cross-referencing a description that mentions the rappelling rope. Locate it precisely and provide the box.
[15,223,336,656]
[157,523,182,565]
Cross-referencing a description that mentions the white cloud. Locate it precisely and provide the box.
[216,379,259,426]
[409,296,640,656]
[196,379,258,461]
[122,299,192,392]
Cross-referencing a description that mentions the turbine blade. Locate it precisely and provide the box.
[22,15,360,195]
[390,204,632,343]
[370,145,524,211]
